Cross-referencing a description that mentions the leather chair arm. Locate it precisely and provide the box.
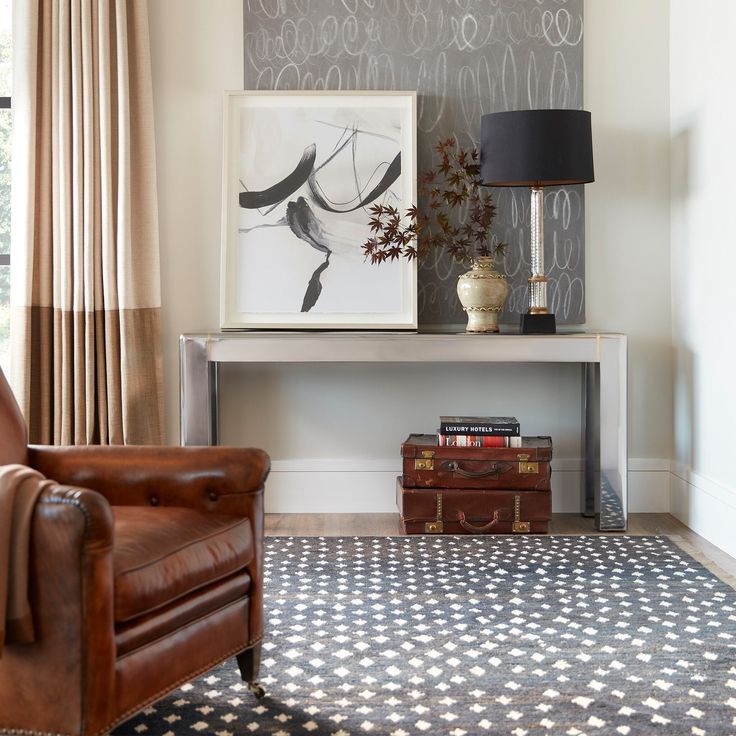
[37,483,115,550]
[28,446,270,511]
[0,484,116,734]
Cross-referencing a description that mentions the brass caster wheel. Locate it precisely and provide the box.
[248,682,266,699]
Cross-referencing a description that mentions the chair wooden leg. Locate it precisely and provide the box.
[237,642,264,698]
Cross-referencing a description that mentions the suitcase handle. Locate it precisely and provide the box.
[446,460,512,479]
[457,510,500,533]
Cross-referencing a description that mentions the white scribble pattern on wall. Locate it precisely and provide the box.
[244,0,585,325]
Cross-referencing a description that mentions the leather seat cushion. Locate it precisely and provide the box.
[115,572,251,656]
[113,506,253,623]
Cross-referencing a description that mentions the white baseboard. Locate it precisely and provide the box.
[629,462,672,513]
[265,458,672,514]
[670,463,736,559]
[265,460,736,558]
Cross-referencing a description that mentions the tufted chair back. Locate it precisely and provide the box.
[0,367,28,466]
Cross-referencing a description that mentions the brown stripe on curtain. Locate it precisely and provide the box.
[12,306,163,445]
[10,0,164,445]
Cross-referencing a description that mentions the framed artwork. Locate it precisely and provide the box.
[220,90,417,329]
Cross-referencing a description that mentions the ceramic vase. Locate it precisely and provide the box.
[456,257,509,333]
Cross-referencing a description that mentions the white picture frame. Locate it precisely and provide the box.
[220,90,417,330]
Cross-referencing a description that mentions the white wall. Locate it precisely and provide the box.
[584,0,672,458]
[148,1,672,514]
[148,0,242,436]
[670,0,736,555]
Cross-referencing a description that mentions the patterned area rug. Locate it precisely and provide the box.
[115,536,736,736]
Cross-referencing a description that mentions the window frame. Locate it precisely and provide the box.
[0,93,9,268]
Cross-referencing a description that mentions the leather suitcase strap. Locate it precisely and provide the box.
[445,460,512,479]
[457,509,503,532]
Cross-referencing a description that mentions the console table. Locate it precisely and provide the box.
[179,331,627,530]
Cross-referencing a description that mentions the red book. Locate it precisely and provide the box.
[438,433,509,448]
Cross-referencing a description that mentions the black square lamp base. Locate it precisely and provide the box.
[520,312,556,334]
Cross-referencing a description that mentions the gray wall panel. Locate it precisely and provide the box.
[244,0,585,326]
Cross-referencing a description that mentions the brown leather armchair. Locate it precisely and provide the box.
[0,368,270,736]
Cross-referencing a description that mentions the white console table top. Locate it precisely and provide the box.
[193,330,621,364]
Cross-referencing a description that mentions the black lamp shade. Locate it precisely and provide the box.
[480,109,594,187]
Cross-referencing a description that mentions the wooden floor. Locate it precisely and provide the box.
[265,513,736,589]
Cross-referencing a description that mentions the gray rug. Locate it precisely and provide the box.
[115,536,736,735]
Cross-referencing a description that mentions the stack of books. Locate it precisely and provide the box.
[437,415,522,448]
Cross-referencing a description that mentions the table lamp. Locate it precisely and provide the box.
[480,109,594,334]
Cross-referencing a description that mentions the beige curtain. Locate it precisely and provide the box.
[9,0,164,445]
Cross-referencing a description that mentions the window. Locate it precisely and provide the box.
[0,0,11,375]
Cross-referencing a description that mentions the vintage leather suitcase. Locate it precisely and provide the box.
[401,434,552,490]
[396,478,551,534]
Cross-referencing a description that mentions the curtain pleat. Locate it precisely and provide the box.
[10,0,164,445]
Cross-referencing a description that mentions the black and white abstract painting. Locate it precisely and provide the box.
[220,92,417,329]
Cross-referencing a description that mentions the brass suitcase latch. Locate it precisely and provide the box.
[517,453,538,475]
[425,493,444,534]
[415,450,435,471]
[512,495,531,533]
